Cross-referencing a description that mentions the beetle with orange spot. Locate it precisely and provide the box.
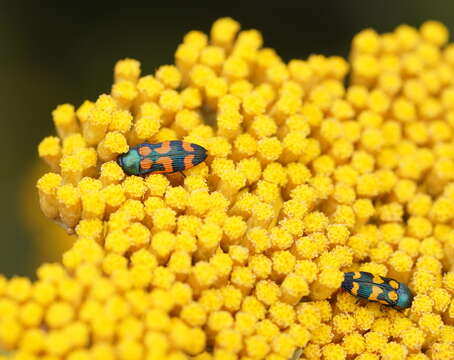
[341,271,413,310]
[117,140,207,177]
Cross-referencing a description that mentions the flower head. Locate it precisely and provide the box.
[0,16,452,360]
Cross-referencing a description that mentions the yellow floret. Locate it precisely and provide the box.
[52,103,79,139]
[353,28,380,53]
[190,262,218,290]
[353,54,379,80]
[247,254,270,281]
[111,80,138,108]
[177,88,201,111]
[413,271,440,300]
[363,331,387,354]
[136,76,164,105]
[327,224,350,245]
[114,58,141,82]
[97,131,128,162]
[36,172,62,217]
[442,272,454,292]
[388,250,413,273]
[421,20,449,46]
[155,65,182,89]
[180,302,207,328]
[317,268,344,290]
[407,216,433,239]
[331,205,356,228]
[38,136,62,169]
[228,245,248,265]
[429,342,454,360]
[248,115,276,140]
[228,79,253,100]
[294,234,327,260]
[211,17,240,50]
[6,277,32,303]
[268,301,295,329]
[83,108,112,146]
[380,342,408,360]
[230,266,256,292]
[281,274,309,305]
[159,89,183,117]
[240,295,265,320]
[76,100,95,124]
[244,335,270,359]
[18,301,43,328]
[378,202,403,222]
[322,344,346,360]
[45,302,74,328]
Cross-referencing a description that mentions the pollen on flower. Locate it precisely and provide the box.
[249,115,277,139]
[45,301,74,328]
[114,58,141,83]
[230,266,256,292]
[269,301,296,329]
[155,65,182,89]
[178,88,201,110]
[211,17,240,49]
[257,137,282,162]
[280,273,309,304]
[145,174,169,197]
[249,254,272,280]
[83,109,112,146]
[97,131,129,161]
[407,216,433,238]
[442,272,454,292]
[388,250,413,273]
[75,99,94,124]
[241,295,266,320]
[111,80,138,108]
[227,80,252,100]
[159,89,184,118]
[136,76,164,105]
[38,136,62,169]
[52,103,79,139]
[220,285,241,313]
[243,93,267,117]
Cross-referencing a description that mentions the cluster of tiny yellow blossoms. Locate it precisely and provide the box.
[0,17,453,360]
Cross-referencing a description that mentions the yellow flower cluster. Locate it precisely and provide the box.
[0,18,453,360]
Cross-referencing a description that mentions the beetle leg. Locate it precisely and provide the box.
[180,171,186,178]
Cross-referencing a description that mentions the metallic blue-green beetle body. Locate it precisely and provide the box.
[117,140,207,176]
[341,272,413,310]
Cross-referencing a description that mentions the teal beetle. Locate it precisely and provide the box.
[117,140,207,176]
[341,272,413,310]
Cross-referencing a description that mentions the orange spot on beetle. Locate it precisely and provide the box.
[139,146,151,156]
[373,276,385,284]
[156,156,174,173]
[184,155,195,170]
[368,286,383,301]
[351,282,360,296]
[353,272,362,279]
[388,291,398,302]
[182,142,195,152]
[155,141,171,154]
[388,280,400,289]
[140,158,153,170]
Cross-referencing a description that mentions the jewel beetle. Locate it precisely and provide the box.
[341,272,413,310]
[117,140,207,176]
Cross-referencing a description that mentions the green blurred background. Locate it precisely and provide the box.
[1,0,454,278]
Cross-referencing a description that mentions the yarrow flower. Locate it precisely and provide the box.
[0,17,453,360]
